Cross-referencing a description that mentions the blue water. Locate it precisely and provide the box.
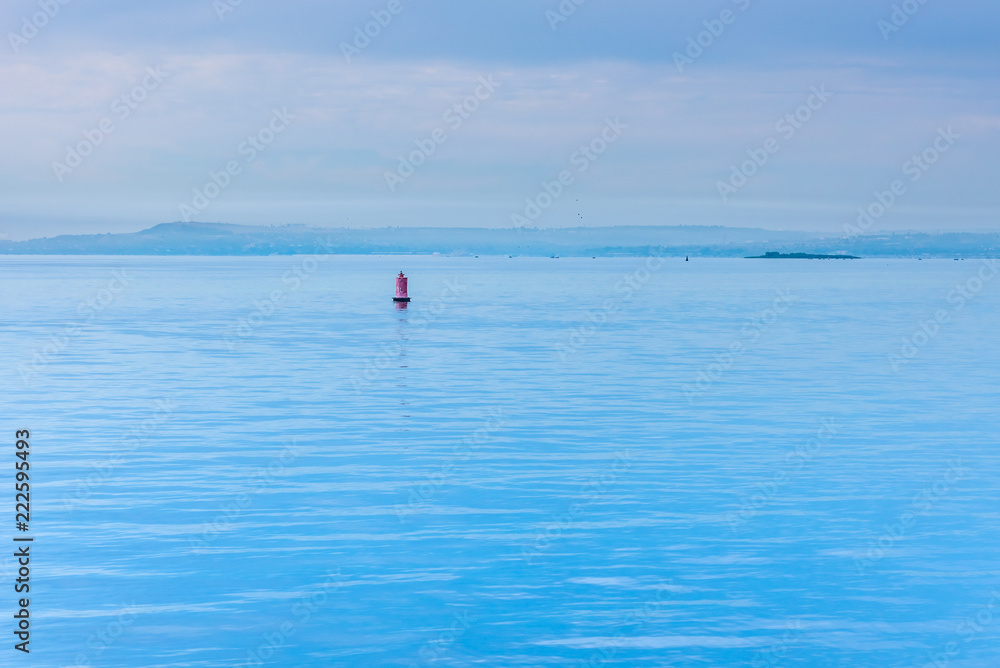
[2,256,999,667]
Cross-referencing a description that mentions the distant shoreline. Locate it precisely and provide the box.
[746,252,861,259]
[0,222,996,258]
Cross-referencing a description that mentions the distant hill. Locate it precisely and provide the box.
[0,222,997,258]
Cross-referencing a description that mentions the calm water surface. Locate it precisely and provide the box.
[1,256,998,667]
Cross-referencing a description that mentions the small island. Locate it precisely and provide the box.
[746,252,860,260]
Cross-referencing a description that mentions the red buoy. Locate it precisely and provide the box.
[393,272,411,303]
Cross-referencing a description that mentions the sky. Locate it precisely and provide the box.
[1,0,998,241]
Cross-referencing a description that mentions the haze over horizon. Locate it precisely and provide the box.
[3,220,997,258]
[2,1,998,241]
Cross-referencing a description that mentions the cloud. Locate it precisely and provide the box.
[1,0,999,237]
